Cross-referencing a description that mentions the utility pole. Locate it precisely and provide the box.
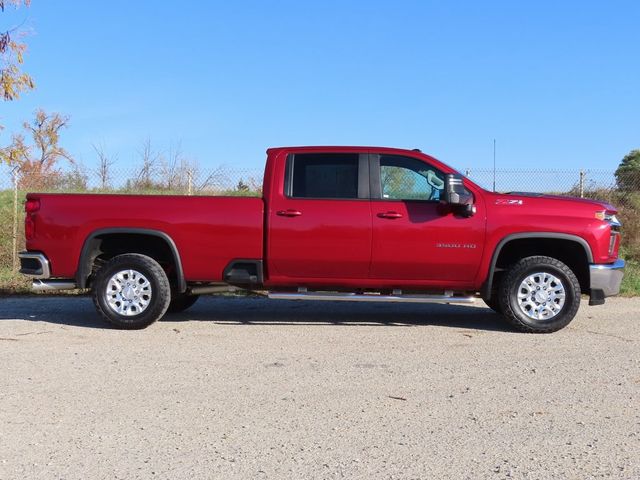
[492,139,496,192]
[11,166,20,271]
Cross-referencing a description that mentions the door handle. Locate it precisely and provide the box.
[377,211,403,219]
[276,209,303,217]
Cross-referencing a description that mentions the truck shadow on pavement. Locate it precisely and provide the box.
[0,295,513,332]
[177,297,513,332]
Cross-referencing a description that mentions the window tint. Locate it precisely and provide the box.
[380,155,445,201]
[290,153,359,199]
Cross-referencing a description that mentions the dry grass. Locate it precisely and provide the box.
[582,190,639,259]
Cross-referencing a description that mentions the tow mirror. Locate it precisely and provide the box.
[444,173,475,216]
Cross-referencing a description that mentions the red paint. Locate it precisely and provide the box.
[26,194,263,280]
[25,146,620,292]
[369,196,486,282]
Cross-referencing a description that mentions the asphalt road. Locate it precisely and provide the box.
[0,296,638,480]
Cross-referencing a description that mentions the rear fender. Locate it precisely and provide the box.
[76,228,186,292]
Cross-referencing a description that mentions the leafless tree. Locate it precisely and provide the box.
[135,138,160,188]
[160,141,190,191]
[197,165,229,193]
[92,142,116,190]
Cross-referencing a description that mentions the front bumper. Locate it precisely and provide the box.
[589,259,625,305]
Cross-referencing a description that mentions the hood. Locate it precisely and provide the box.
[496,191,617,212]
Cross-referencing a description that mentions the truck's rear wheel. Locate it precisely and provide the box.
[168,293,200,313]
[499,256,581,333]
[92,253,171,329]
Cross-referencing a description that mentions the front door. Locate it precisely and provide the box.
[268,152,372,280]
[369,154,485,283]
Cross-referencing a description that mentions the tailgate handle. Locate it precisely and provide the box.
[377,211,403,219]
[276,209,303,217]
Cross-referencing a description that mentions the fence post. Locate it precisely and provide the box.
[579,169,585,198]
[11,167,20,272]
[187,168,193,196]
[465,169,471,177]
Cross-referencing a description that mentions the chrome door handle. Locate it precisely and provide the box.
[377,211,403,219]
[276,209,303,217]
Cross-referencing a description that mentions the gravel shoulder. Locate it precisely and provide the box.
[1,296,639,479]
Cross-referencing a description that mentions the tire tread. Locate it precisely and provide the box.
[92,253,171,329]
[498,255,581,333]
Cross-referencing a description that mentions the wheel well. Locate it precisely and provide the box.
[489,238,590,296]
[78,232,184,291]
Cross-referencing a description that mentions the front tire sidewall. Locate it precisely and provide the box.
[500,257,580,333]
[93,254,171,329]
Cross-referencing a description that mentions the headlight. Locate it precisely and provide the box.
[595,211,621,227]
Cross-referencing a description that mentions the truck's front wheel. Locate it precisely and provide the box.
[499,256,581,333]
[92,254,171,329]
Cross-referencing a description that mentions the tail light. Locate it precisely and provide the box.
[24,198,40,240]
[25,199,40,214]
[25,216,35,240]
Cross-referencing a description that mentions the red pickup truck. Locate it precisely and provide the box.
[19,146,624,332]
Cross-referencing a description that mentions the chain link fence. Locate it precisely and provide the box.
[1,165,639,278]
[463,168,620,196]
[0,165,265,195]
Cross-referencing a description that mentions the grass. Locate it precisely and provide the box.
[0,266,31,294]
[0,190,25,281]
[620,259,640,296]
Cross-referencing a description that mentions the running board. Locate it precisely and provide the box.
[32,279,77,291]
[268,291,476,304]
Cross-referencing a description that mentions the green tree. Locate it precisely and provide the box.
[1,0,34,103]
[615,149,640,192]
[381,166,419,199]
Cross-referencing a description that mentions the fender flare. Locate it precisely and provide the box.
[482,232,593,300]
[76,228,186,292]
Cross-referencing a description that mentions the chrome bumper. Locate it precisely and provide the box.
[590,259,625,298]
[18,251,51,279]
[19,251,77,291]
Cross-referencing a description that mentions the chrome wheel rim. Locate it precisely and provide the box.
[105,269,152,316]
[517,272,566,320]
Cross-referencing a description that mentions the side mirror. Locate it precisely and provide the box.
[443,173,475,216]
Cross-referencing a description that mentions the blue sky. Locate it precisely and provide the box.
[2,0,639,171]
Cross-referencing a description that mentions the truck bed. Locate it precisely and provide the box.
[26,193,264,281]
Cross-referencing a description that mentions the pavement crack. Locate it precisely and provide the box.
[581,329,635,343]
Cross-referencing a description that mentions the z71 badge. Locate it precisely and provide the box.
[495,198,523,205]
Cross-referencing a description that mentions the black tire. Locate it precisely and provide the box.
[167,294,200,313]
[92,253,171,329]
[482,296,503,314]
[499,255,581,333]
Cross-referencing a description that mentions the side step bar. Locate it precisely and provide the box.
[268,290,476,304]
[32,280,77,291]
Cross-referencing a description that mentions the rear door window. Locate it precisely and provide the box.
[287,153,360,199]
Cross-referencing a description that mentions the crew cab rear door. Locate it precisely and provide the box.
[369,153,485,283]
[267,152,372,280]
